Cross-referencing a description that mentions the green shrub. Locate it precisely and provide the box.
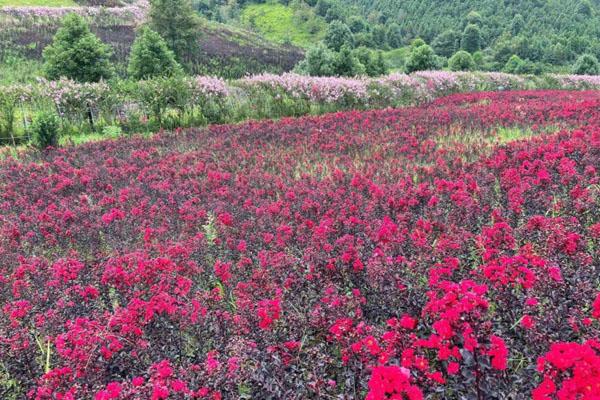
[405,43,436,73]
[503,54,526,74]
[30,112,60,149]
[572,54,600,75]
[102,125,122,137]
[449,50,476,71]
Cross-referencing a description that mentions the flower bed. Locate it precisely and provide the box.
[1,90,599,399]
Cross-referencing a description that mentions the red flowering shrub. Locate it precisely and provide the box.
[533,341,600,399]
[0,90,599,398]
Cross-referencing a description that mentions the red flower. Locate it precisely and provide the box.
[447,362,460,375]
[366,366,422,400]
[399,315,417,330]
[521,315,535,329]
[593,293,600,319]
[488,336,508,371]
[154,360,173,379]
[213,260,232,284]
[217,212,233,226]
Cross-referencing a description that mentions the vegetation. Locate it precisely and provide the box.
[0,0,74,5]
[128,27,182,80]
[42,13,113,82]
[405,41,437,73]
[1,90,600,399]
[572,53,600,75]
[324,20,353,51]
[449,50,475,71]
[240,2,327,47]
[30,111,60,149]
[149,0,202,64]
[340,0,600,72]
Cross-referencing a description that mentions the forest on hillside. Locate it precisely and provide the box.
[194,0,600,74]
[346,0,600,64]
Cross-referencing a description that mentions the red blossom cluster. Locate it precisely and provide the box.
[0,90,599,399]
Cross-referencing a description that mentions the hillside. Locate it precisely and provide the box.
[0,11,303,79]
[239,2,327,47]
[342,0,600,67]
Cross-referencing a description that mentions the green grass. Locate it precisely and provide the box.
[0,56,43,85]
[0,0,75,6]
[496,126,536,143]
[239,2,326,48]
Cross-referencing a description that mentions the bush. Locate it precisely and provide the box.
[30,112,60,149]
[449,50,476,71]
[133,75,192,126]
[405,43,436,73]
[572,54,600,75]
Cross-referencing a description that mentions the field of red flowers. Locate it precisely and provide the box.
[1,90,599,399]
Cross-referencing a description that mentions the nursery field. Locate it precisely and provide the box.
[1,90,600,399]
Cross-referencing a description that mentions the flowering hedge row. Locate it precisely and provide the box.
[1,71,600,144]
[1,90,599,398]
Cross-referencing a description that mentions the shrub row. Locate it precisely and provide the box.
[1,71,600,146]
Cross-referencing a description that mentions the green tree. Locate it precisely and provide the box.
[572,54,600,75]
[324,3,344,22]
[347,15,367,33]
[149,0,201,63]
[353,47,387,76]
[295,43,335,76]
[372,50,388,76]
[461,23,482,53]
[128,27,182,80]
[386,23,402,48]
[405,42,436,73]
[410,38,426,49]
[372,25,388,49]
[465,10,483,26]
[448,50,475,71]
[333,45,365,76]
[432,30,460,58]
[511,14,525,35]
[354,31,374,48]
[314,0,332,17]
[42,13,112,82]
[578,0,593,16]
[325,20,354,51]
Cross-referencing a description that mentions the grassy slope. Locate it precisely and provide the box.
[0,0,75,6]
[0,16,303,80]
[239,2,326,48]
